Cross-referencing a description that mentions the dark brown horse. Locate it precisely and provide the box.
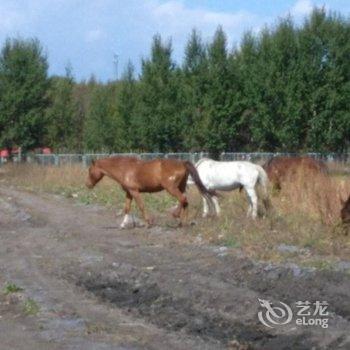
[85,156,215,227]
[263,156,328,189]
[341,195,350,224]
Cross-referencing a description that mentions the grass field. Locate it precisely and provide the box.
[1,162,349,265]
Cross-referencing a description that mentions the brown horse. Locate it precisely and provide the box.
[341,195,350,224]
[263,156,328,189]
[85,156,215,227]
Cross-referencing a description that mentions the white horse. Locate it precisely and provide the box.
[193,158,270,219]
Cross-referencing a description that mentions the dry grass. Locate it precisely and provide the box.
[0,163,177,213]
[1,162,350,264]
[275,167,349,225]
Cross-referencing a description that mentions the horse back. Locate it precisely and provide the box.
[263,156,328,187]
[341,195,350,224]
[93,156,188,193]
[134,158,188,192]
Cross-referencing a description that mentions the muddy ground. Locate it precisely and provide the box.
[0,185,349,350]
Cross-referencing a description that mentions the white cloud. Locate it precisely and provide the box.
[85,29,104,43]
[138,0,263,53]
[290,0,313,17]
[150,1,258,35]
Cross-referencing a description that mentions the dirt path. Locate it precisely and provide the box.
[0,185,349,349]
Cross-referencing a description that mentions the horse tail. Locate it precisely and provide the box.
[318,159,329,175]
[184,161,216,197]
[187,158,209,186]
[256,165,271,211]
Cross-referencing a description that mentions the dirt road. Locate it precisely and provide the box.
[0,185,349,349]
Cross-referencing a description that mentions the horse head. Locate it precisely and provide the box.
[340,194,350,224]
[86,160,104,189]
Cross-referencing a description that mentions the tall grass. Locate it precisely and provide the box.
[274,167,349,225]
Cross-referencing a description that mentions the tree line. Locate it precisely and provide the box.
[0,8,349,155]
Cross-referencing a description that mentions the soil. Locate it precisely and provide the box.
[0,185,349,349]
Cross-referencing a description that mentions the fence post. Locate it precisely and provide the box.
[18,147,22,163]
[190,153,195,163]
[54,155,59,166]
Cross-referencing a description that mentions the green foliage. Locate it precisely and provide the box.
[136,35,185,151]
[202,27,242,157]
[234,9,350,152]
[0,7,349,153]
[116,61,139,151]
[83,83,120,152]
[300,9,350,151]
[0,38,49,150]
[45,68,76,151]
[23,298,40,315]
[182,29,209,150]
[3,282,23,294]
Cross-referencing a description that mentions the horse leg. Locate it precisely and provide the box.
[179,177,190,224]
[246,188,258,219]
[129,190,152,226]
[212,195,221,216]
[246,195,253,217]
[165,186,188,225]
[244,186,253,217]
[120,191,133,228]
[202,196,209,217]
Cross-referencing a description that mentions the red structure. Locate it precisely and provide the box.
[0,149,9,158]
[42,147,52,154]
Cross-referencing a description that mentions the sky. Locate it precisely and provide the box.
[1,0,349,82]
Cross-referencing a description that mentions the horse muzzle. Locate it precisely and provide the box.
[85,180,94,189]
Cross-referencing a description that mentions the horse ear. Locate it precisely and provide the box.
[91,159,95,166]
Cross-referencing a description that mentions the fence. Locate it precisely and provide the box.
[1,152,349,167]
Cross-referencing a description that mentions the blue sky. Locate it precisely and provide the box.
[1,0,349,81]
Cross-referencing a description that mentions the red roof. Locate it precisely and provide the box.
[0,149,9,157]
[42,147,52,154]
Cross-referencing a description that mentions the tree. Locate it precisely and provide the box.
[299,8,350,151]
[0,38,49,150]
[71,82,90,152]
[116,61,139,151]
[45,67,76,151]
[201,27,240,156]
[181,29,209,150]
[83,84,118,152]
[137,34,184,151]
[250,18,302,151]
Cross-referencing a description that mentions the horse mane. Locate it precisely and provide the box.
[195,157,211,167]
[263,156,277,169]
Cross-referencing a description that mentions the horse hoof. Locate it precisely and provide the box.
[172,212,181,219]
[146,217,155,227]
[120,223,132,229]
